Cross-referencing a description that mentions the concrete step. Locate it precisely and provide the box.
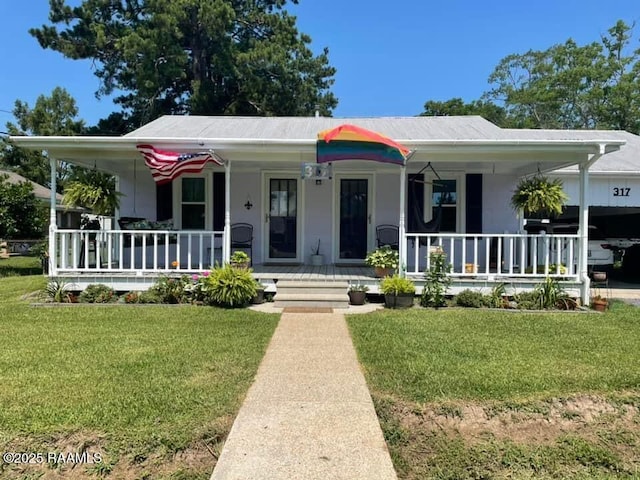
[276,281,349,289]
[274,280,350,308]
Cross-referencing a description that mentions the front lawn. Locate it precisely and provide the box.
[348,305,640,479]
[0,276,278,479]
[0,256,42,277]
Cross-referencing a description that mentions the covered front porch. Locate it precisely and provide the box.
[47,228,583,297]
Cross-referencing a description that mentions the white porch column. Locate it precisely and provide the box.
[223,160,231,264]
[578,164,589,305]
[48,156,58,276]
[398,165,407,276]
[578,146,605,306]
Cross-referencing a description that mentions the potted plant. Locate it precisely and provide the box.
[380,275,415,309]
[511,175,569,219]
[591,294,608,311]
[310,239,324,266]
[365,246,399,277]
[230,250,251,269]
[348,284,369,305]
[252,280,266,304]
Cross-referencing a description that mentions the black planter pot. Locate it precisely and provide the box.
[252,289,265,304]
[384,293,414,309]
[348,291,367,305]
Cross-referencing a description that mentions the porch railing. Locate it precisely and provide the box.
[51,229,224,274]
[404,232,581,280]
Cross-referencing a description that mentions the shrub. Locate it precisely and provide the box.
[535,276,569,309]
[123,291,141,304]
[483,282,507,308]
[150,275,189,303]
[138,290,163,304]
[380,275,415,295]
[421,250,452,308]
[44,278,72,303]
[514,291,540,310]
[200,264,256,308]
[79,284,115,303]
[455,289,484,308]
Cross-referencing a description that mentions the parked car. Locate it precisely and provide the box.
[547,224,614,272]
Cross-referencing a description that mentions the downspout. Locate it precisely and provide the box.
[224,159,231,264]
[48,155,57,276]
[578,145,604,306]
[398,165,407,277]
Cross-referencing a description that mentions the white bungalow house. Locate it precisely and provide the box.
[11,115,628,304]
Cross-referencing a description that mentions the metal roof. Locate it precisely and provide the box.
[125,115,506,141]
[550,130,640,173]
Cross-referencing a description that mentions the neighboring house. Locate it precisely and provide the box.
[11,115,629,304]
[0,169,83,230]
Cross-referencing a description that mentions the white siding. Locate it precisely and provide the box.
[557,175,640,207]
[483,174,520,233]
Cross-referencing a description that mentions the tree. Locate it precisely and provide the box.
[485,20,640,132]
[421,20,640,133]
[1,87,85,188]
[0,174,47,239]
[421,98,508,126]
[31,0,337,124]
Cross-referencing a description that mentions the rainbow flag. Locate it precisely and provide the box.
[316,124,411,165]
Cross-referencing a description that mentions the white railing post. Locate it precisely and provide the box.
[398,166,407,276]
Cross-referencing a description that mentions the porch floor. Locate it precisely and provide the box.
[252,264,375,282]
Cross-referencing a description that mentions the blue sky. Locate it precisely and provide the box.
[1,0,638,128]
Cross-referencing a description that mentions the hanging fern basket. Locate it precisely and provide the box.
[511,175,568,218]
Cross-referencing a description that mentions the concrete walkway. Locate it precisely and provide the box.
[210,312,397,480]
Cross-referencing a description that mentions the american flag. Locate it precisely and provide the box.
[136,144,224,185]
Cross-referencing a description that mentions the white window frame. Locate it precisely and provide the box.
[173,173,212,230]
[424,173,466,232]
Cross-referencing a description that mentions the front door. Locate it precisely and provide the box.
[265,177,300,262]
[337,177,372,262]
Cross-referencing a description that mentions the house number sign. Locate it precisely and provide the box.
[612,187,630,197]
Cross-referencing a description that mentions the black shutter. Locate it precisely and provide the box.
[156,182,173,221]
[407,174,424,232]
[465,174,482,233]
[213,172,225,231]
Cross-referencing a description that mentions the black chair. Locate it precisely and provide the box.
[376,224,399,250]
[231,223,253,263]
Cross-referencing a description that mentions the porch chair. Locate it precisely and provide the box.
[231,223,253,264]
[376,224,399,250]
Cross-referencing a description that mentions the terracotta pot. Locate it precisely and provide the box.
[384,293,414,309]
[592,299,607,312]
[374,267,395,278]
[592,271,607,282]
[348,291,367,305]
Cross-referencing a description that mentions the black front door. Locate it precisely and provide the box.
[268,178,297,259]
[339,179,368,260]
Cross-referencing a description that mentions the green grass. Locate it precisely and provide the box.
[0,275,279,478]
[348,304,640,403]
[0,256,43,277]
[348,304,640,479]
